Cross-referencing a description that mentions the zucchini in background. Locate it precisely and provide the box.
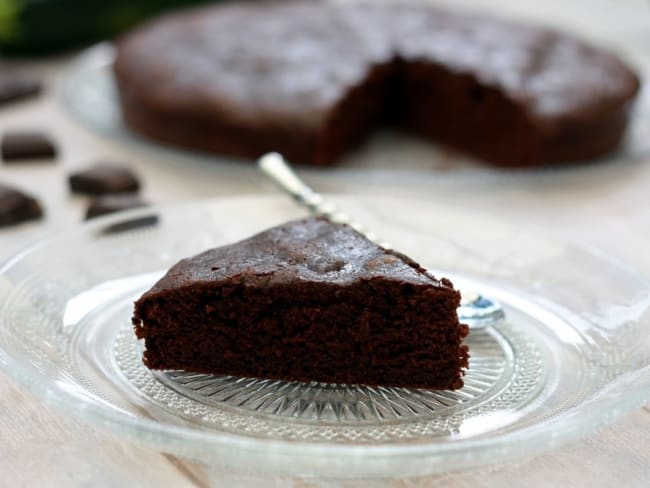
[0,0,215,55]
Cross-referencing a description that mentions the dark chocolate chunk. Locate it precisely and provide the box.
[85,193,148,220]
[0,75,42,105]
[1,131,57,162]
[0,183,43,227]
[99,215,159,235]
[132,217,469,390]
[69,163,140,195]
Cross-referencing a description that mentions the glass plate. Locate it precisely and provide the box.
[1,195,650,478]
[57,43,650,190]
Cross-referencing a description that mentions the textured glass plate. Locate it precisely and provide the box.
[58,43,650,190]
[1,195,650,478]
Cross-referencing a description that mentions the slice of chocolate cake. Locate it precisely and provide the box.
[132,218,469,390]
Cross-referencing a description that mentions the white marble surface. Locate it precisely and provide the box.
[1,0,650,486]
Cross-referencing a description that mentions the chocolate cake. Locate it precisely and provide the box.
[114,1,640,167]
[132,218,469,390]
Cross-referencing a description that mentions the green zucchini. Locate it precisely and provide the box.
[0,0,213,55]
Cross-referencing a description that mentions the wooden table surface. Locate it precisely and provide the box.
[1,1,650,486]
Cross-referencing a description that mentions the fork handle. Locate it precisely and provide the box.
[258,153,324,213]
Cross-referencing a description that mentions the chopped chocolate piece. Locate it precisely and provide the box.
[132,217,469,390]
[69,163,140,195]
[99,215,159,235]
[0,183,43,227]
[85,193,148,219]
[1,131,57,162]
[114,1,639,167]
[0,75,42,105]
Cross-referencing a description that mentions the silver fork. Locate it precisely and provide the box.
[258,152,504,329]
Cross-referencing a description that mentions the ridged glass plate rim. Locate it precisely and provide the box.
[1,196,649,478]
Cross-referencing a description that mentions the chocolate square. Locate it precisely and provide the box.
[1,131,57,162]
[69,163,140,195]
[0,75,42,105]
[0,183,43,227]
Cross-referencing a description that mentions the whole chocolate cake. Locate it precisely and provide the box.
[114,1,640,167]
[132,218,469,390]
